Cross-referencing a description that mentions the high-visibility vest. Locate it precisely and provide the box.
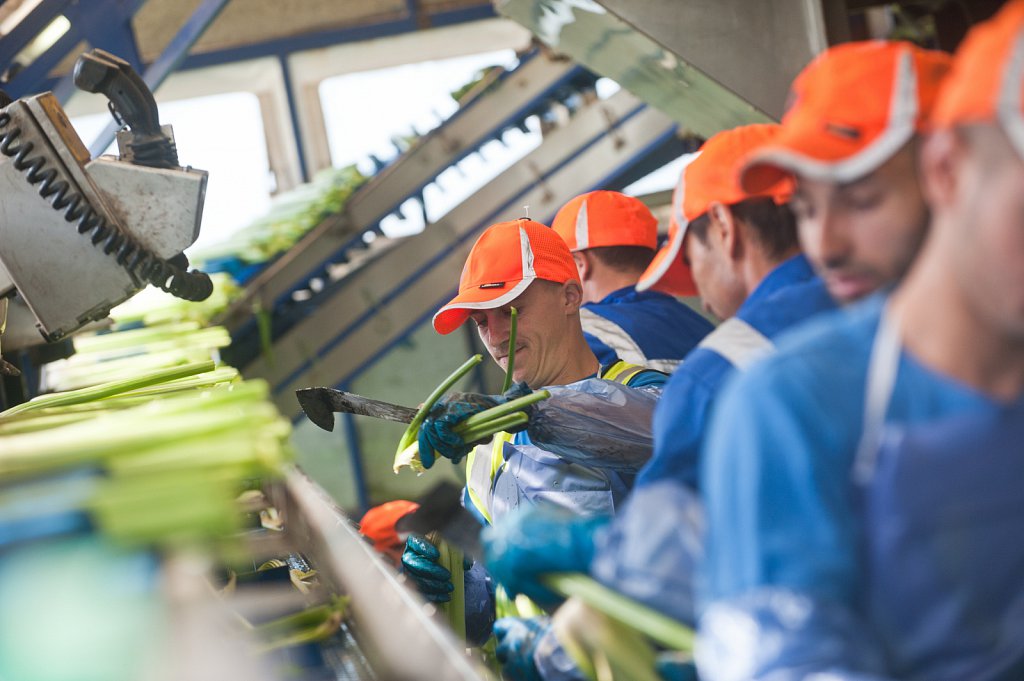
[465,360,653,524]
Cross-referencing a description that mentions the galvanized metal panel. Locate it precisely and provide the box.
[132,0,410,62]
[585,0,830,119]
[495,0,825,133]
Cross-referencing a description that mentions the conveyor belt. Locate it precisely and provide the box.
[277,468,493,681]
[218,51,589,348]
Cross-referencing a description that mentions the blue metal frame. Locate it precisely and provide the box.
[228,58,588,350]
[0,0,75,70]
[339,408,371,513]
[269,101,650,397]
[324,125,684,398]
[87,0,232,156]
[16,2,497,96]
[278,54,310,183]
[3,0,148,101]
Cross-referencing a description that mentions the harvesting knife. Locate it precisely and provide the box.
[296,387,417,431]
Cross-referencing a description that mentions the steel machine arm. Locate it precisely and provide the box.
[0,49,211,345]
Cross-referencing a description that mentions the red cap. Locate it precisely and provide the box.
[551,190,658,251]
[638,124,789,295]
[433,219,581,335]
[741,41,952,193]
[359,500,419,553]
[932,0,1024,159]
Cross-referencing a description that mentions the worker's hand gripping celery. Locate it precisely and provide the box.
[395,354,484,457]
[482,505,610,609]
[393,309,549,473]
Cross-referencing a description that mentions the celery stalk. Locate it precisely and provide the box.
[455,390,549,432]
[543,573,694,652]
[396,354,483,454]
[455,413,528,444]
[501,306,518,393]
[1,360,216,418]
[428,532,466,640]
[0,400,279,477]
[552,598,662,681]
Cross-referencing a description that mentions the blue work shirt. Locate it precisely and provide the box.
[636,254,835,489]
[581,286,714,373]
[697,295,1008,679]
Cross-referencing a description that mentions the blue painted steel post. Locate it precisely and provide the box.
[88,0,232,156]
[51,1,148,103]
[277,54,310,183]
[0,0,74,69]
[339,408,371,514]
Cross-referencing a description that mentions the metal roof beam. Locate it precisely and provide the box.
[176,3,496,71]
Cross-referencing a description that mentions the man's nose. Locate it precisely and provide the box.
[482,310,510,342]
[808,208,851,270]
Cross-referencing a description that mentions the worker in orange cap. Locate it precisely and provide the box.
[357,500,419,567]
[699,6,1024,679]
[401,218,667,645]
[550,190,713,372]
[480,124,835,681]
[740,41,952,303]
[423,218,666,521]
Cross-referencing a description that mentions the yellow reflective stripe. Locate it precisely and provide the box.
[599,360,645,385]
[465,431,514,525]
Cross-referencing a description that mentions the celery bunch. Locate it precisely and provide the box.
[427,532,466,640]
[545,574,695,681]
[252,596,350,652]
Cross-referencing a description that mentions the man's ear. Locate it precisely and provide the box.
[709,201,742,260]
[562,279,584,314]
[571,251,591,281]
[919,129,960,211]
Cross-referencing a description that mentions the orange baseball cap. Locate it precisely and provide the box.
[359,500,419,552]
[741,41,952,194]
[638,124,788,296]
[551,190,658,251]
[932,0,1024,159]
[433,218,581,335]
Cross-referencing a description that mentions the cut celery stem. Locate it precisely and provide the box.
[456,413,528,443]
[1,359,216,418]
[501,306,518,393]
[428,532,466,639]
[543,573,695,652]
[396,355,483,453]
[456,390,549,432]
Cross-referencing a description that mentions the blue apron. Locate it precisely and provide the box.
[854,307,1024,681]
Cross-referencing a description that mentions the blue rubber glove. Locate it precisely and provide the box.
[494,616,548,681]
[418,392,501,469]
[483,505,611,609]
[655,652,698,681]
[401,535,454,602]
[418,384,533,469]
